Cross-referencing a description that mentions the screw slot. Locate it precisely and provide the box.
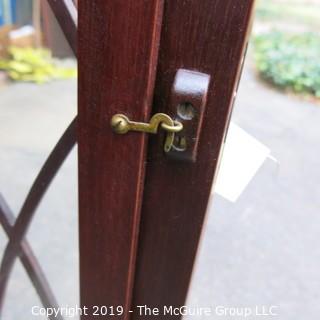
[173,135,187,151]
[177,102,195,120]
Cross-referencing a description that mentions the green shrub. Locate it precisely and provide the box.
[0,47,77,84]
[256,2,320,27]
[254,32,320,98]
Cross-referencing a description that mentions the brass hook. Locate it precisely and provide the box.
[110,113,183,152]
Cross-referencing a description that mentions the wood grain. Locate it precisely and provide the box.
[131,0,255,318]
[78,1,164,318]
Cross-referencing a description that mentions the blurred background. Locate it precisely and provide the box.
[0,0,319,319]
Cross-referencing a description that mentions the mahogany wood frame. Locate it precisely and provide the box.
[131,1,255,316]
[79,1,255,319]
[78,1,164,317]
[0,1,255,319]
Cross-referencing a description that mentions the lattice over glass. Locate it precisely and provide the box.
[0,1,77,319]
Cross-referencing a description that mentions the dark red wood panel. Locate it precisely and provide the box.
[131,0,255,317]
[78,1,164,318]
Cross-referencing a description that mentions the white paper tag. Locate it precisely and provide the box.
[214,122,271,202]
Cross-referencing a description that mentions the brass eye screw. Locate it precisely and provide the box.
[111,113,183,152]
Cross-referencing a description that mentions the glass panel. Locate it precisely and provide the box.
[187,0,320,318]
[0,1,78,318]
[2,1,319,319]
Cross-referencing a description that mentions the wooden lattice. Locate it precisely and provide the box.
[0,1,77,319]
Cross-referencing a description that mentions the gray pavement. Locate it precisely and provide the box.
[187,58,320,318]
[0,56,320,319]
[0,80,78,319]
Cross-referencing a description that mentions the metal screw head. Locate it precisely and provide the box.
[111,114,130,134]
[177,102,195,120]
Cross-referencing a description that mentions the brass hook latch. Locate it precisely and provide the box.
[110,113,183,152]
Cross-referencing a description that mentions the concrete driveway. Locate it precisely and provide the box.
[187,58,320,319]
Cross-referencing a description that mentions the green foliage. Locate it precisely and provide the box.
[0,47,77,84]
[254,32,320,97]
[256,1,320,28]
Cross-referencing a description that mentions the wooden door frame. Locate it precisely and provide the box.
[131,1,255,317]
[78,1,164,318]
[78,1,255,319]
